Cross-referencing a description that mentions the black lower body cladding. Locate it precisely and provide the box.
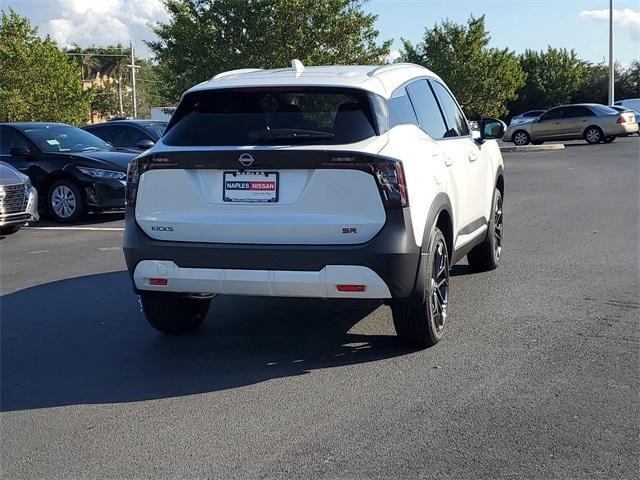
[123,207,421,298]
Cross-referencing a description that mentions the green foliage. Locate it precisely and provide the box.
[0,9,90,124]
[573,61,640,105]
[148,0,391,101]
[401,16,524,118]
[509,47,589,113]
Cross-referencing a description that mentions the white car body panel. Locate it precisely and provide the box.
[136,168,386,245]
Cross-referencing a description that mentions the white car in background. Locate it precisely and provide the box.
[124,61,505,348]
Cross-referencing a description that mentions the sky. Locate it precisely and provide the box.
[3,0,639,65]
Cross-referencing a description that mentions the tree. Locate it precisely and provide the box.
[148,0,391,101]
[0,9,90,124]
[509,47,589,114]
[401,16,524,118]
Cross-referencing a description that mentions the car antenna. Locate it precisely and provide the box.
[291,59,305,77]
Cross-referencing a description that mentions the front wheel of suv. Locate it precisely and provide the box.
[467,188,503,271]
[140,292,212,334]
[392,227,449,349]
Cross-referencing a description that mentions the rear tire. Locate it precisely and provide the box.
[603,136,616,143]
[584,126,603,144]
[531,140,544,145]
[140,292,211,334]
[392,227,449,349]
[512,130,530,146]
[467,188,503,271]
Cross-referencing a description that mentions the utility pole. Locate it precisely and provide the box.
[128,40,138,117]
[608,0,614,105]
[117,74,124,116]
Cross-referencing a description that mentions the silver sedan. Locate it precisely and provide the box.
[0,161,39,235]
[503,104,638,145]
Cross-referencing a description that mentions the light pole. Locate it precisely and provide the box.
[127,40,139,118]
[608,0,614,105]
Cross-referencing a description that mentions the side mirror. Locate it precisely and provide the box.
[479,118,506,141]
[136,139,155,150]
[9,146,30,156]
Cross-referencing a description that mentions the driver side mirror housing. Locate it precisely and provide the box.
[9,146,31,156]
[479,118,506,142]
[136,139,155,150]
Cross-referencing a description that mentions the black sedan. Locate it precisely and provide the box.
[0,123,138,222]
[83,119,167,153]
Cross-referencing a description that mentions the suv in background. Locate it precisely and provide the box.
[124,61,505,348]
[83,120,167,153]
[503,103,638,145]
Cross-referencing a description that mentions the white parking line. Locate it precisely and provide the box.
[23,226,124,231]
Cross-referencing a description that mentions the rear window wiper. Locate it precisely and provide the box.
[250,129,334,144]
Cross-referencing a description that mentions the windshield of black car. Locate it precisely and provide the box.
[143,124,166,140]
[163,88,380,146]
[23,125,112,153]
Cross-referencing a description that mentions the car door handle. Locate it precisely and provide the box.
[439,154,453,167]
[468,152,478,162]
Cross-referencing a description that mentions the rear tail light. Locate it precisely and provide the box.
[325,156,409,208]
[616,115,625,124]
[126,156,178,206]
[125,159,139,206]
[149,278,168,286]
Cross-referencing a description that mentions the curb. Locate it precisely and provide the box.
[500,144,565,153]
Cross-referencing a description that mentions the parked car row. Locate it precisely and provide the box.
[0,120,166,233]
[504,100,639,146]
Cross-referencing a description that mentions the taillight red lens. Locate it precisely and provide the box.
[617,115,625,124]
[337,284,366,292]
[395,162,408,207]
[149,278,168,286]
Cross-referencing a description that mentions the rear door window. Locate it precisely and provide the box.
[109,126,149,147]
[389,87,418,128]
[163,88,381,146]
[430,80,470,137]
[405,80,448,139]
[540,108,564,121]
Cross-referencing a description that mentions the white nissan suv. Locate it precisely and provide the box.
[124,61,505,348]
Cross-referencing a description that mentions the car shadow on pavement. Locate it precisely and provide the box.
[28,211,124,227]
[1,271,413,412]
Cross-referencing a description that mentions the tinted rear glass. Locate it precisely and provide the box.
[589,105,618,115]
[163,88,380,146]
[143,124,166,139]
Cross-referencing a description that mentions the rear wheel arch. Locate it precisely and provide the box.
[408,193,453,300]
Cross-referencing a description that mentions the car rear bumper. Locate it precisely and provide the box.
[133,261,392,299]
[123,207,421,299]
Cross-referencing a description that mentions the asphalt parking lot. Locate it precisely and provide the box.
[1,137,638,479]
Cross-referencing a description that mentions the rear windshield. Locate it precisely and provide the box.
[163,87,383,146]
[590,105,618,115]
[143,123,166,140]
